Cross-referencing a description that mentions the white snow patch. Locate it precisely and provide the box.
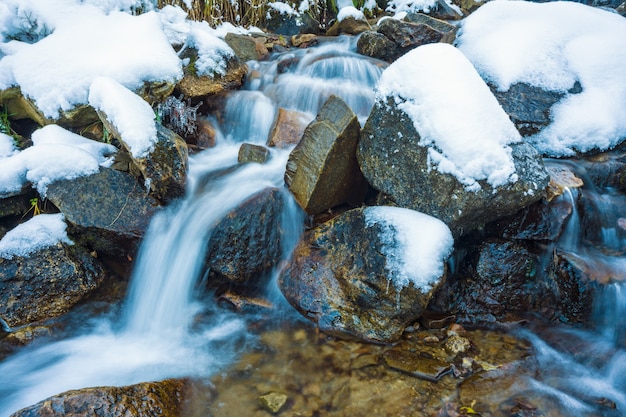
[456,0,626,156]
[0,3,181,119]
[364,206,454,291]
[386,0,438,14]
[89,76,157,159]
[0,133,16,159]
[377,43,521,192]
[185,21,234,76]
[268,2,298,15]
[337,6,365,21]
[0,125,113,196]
[0,213,73,259]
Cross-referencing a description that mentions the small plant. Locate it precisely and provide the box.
[20,197,44,220]
[0,106,20,147]
[156,95,202,137]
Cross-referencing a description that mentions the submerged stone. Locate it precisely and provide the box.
[383,349,452,382]
[258,392,288,414]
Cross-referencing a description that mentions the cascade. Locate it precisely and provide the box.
[0,37,382,416]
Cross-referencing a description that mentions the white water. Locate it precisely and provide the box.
[0,37,383,416]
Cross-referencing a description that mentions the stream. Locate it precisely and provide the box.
[0,36,625,416]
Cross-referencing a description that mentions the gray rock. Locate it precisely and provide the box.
[357,99,550,236]
[46,168,160,259]
[278,207,449,343]
[224,33,269,62]
[356,31,399,63]
[0,243,106,327]
[326,16,371,36]
[285,95,367,215]
[375,18,455,62]
[238,143,270,164]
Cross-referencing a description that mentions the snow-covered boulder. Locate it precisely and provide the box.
[358,44,549,236]
[279,206,454,343]
[0,214,106,327]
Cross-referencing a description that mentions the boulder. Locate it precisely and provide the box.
[403,13,458,37]
[238,143,270,164]
[175,45,248,99]
[266,108,309,149]
[427,0,463,20]
[291,33,318,48]
[356,31,399,63]
[46,168,160,259]
[326,16,371,36]
[278,206,453,343]
[285,95,367,215]
[11,379,196,417]
[224,33,269,62]
[374,18,456,62]
[357,45,550,236]
[0,243,106,327]
[490,82,581,137]
[205,187,287,284]
[263,9,320,36]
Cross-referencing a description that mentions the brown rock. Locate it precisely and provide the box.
[326,16,371,36]
[291,33,318,48]
[267,108,310,149]
[224,33,269,62]
[238,143,270,164]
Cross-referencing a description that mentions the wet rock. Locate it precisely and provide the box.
[188,116,217,151]
[46,168,160,259]
[326,16,371,36]
[577,150,626,191]
[224,33,269,62]
[375,18,455,62]
[285,95,367,215]
[545,163,584,201]
[0,189,36,219]
[358,98,549,237]
[491,82,581,137]
[278,207,450,343]
[134,124,188,203]
[11,379,195,417]
[238,143,270,164]
[0,243,106,327]
[356,31,399,63]
[550,250,603,323]
[267,108,309,149]
[383,349,451,382]
[487,199,573,242]
[291,33,318,48]
[176,46,247,99]
[444,334,471,356]
[205,187,286,283]
[258,392,288,414]
[436,238,560,325]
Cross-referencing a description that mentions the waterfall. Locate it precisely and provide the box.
[0,37,384,416]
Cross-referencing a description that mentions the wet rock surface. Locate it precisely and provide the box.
[0,243,106,327]
[285,95,367,215]
[358,98,550,237]
[279,207,447,343]
[46,168,160,259]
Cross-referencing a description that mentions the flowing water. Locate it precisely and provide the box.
[0,36,384,416]
[1,37,625,416]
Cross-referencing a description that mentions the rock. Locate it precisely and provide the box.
[11,379,194,417]
[285,95,367,215]
[434,238,560,326]
[356,31,399,63]
[224,33,269,62]
[487,198,573,242]
[444,334,471,355]
[267,108,310,149]
[0,189,36,219]
[46,168,160,259]
[358,98,550,237]
[238,143,270,164]
[175,46,248,99]
[0,87,48,127]
[382,349,451,382]
[258,392,288,414]
[428,0,463,20]
[133,124,188,203]
[0,243,106,327]
[278,206,452,343]
[263,9,320,36]
[375,18,455,62]
[403,13,458,37]
[545,163,584,201]
[326,16,371,36]
[136,80,176,106]
[491,82,581,137]
[205,187,287,283]
[188,116,218,150]
[291,33,318,48]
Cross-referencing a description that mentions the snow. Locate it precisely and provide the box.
[456,0,626,157]
[0,0,182,119]
[337,6,365,21]
[377,43,521,192]
[0,133,15,158]
[0,213,73,259]
[267,2,298,15]
[364,206,454,291]
[0,125,115,196]
[89,76,157,158]
[386,0,438,14]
